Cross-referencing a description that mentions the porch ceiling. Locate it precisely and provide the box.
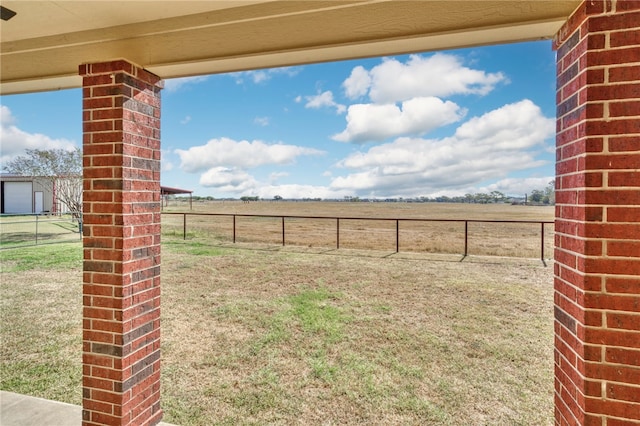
[0,0,580,95]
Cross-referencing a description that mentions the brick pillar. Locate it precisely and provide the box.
[553,1,640,425]
[80,60,163,426]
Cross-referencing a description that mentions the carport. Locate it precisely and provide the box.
[160,186,193,211]
[1,1,638,425]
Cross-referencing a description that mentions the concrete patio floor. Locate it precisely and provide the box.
[0,391,177,426]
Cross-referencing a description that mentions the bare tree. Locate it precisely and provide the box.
[5,148,82,220]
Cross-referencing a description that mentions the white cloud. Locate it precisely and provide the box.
[342,66,371,99]
[269,171,289,183]
[479,176,555,197]
[162,160,174,172]
[0,106,77,166]
[198,169,349,200]
[175,137,324,173]
[329,100,554,198]
[180,115,192,125]
[199,167,259,193]
[332,97,465,143]
[343,53,506,103]
[164,76,209,92]
[161,149,175,172]
[453,99,553,149]
[254,116,270,126]
[304,91,346,114]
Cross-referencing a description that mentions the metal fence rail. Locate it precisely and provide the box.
[0,214,82,249]
[163,212,554,262]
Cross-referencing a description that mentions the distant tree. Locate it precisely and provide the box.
[529,189,544,203]
[490,191,505,203]
[543,180,555,205]
[273,195,283,201]
[474,193,491,204]
[5,148,82,220]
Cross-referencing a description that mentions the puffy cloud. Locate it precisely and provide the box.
[332,97,465,143]
[199,169,349,200]
[178,137,329,196]
[343,53,506,103]
[199,167,259,193]
[342,66,371,99]
[330,100,554,197]
[175,137,325,173]
[453,99,552,149]
[0,106,77,166]
[303,91,346,114]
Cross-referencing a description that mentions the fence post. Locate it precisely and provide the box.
[282,216,285,246]
[540,222,545,262]
[464,220,468,256]
[35,214,39,245]
[233,215,236,243]
[183,213,187,240]
[396,219,399,253]
[336,218,340,249]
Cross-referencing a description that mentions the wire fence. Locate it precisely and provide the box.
[0,212,554,262]
[0,214,82,249]
[162,212,554,262]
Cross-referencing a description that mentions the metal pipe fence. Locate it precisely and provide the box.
[163,212,553,262]
[0,214,82,249]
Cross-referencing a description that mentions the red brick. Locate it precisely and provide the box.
[609,171,640,187]
[606,276,640,294]
[587,327,640,349]
[609,100,640,117]
[606,347,640,366]
[617,1,640,12]
[587,361,640,384]
[583,223,640,240]
[585,396,640,420]
[607,312,640,331]
[585,118,640,136]
[82,60,162,425]
[582,190,640,206]
[609,136,640,152]
[585,293,640,312]
[609,64,640,83]
[608,240,640,257]
[589,10,640,32]
[586,46,640,67]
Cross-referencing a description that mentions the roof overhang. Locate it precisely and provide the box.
[0,0,580,95]
[161,186,193,195]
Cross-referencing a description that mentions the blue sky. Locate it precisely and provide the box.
[1,40,556,199]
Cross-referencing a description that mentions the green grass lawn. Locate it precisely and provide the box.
[0,237,554,425]
[0,215,81,248]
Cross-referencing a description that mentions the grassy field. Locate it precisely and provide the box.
[1,206,555,425]
[162,201,555,259]
[0,214,81,248]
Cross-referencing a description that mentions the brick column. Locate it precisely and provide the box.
[553,1,640,425]
[80,60,163,426]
